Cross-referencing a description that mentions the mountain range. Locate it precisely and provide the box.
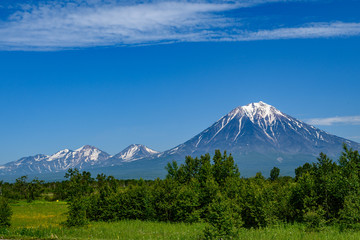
[0,144,159,176]
[1,101,359,180]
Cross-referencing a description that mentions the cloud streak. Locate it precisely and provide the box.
[307,116,360,126]
[0,0,360,50]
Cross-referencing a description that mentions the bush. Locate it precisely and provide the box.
[203,193,242,239]
[173,183,201,223]
[303,209,325,232]
[240,180,271,228]
[339,194,360,229]
[0,197,12,228]
[65,196,89,227]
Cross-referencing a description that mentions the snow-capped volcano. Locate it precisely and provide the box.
[163,101,358,158]
[72,145,110,163]
[114,144,159,162]
[45,145,111,169]
[1,145,111,174]
[100,144,159,166]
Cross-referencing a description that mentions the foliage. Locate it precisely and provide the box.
[303,209,325,232]
[339,193,360,229]
[270,167,280,181]
[65,196,89,227]
[64,168,94,200]
[204,193,242,239]
[0,197,12,228]
[64,169,94,227]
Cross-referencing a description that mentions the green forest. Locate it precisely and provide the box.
[1,145,360,239]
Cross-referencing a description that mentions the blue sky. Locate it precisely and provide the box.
[0,0,360,163]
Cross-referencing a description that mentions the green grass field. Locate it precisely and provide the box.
[1,200,360,239]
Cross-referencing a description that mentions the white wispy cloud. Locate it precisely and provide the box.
[0,0,359,50]
[238,22,360,40]
[347,136,360,140]
[307,116,360,126]
[0,1,238,50]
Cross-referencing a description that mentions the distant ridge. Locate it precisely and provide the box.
[0,145,111,175]
[1,101,359,180]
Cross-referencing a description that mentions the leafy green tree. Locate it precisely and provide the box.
[266,177,294,222]
[0,197,12,228]
[338,144,360,194]
[53,181,70,200]
[290,170,317,221]
[204,193,242,240]
[14,175,28,200]
[295,162,312,181]
[240,177,275,228]
[173,180,201,223]
[339,193,360,227]
[65,196,89,227]
[65,168,94,200]
[313,153,339,219]
[151,178,179,222]
[27,178,45,202]
[64,169,94,226]
[86,174,118,222]
[270,167,280,181]
[197,154,213,186]
[212,150,240,187]
[165,161,179,180]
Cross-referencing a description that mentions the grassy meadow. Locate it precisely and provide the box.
[0,200,360,239]
[2,200,206,239]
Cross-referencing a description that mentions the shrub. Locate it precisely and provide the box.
[65,196,89,227]
[0,197,12,228]
[303,209,325,232]
[203,193,242,239]
[339,194,360,229]
[173,182,201,223]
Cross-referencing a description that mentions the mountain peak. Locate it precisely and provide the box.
[124,144,159,153]
[75,145,97,152]
[48,148,71,161]
[246,101,269,107]
[226,101,285,125]
[113,144,159,162]
[240,101,276,113]
[127,143,143,148]
[73,145,110,163]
